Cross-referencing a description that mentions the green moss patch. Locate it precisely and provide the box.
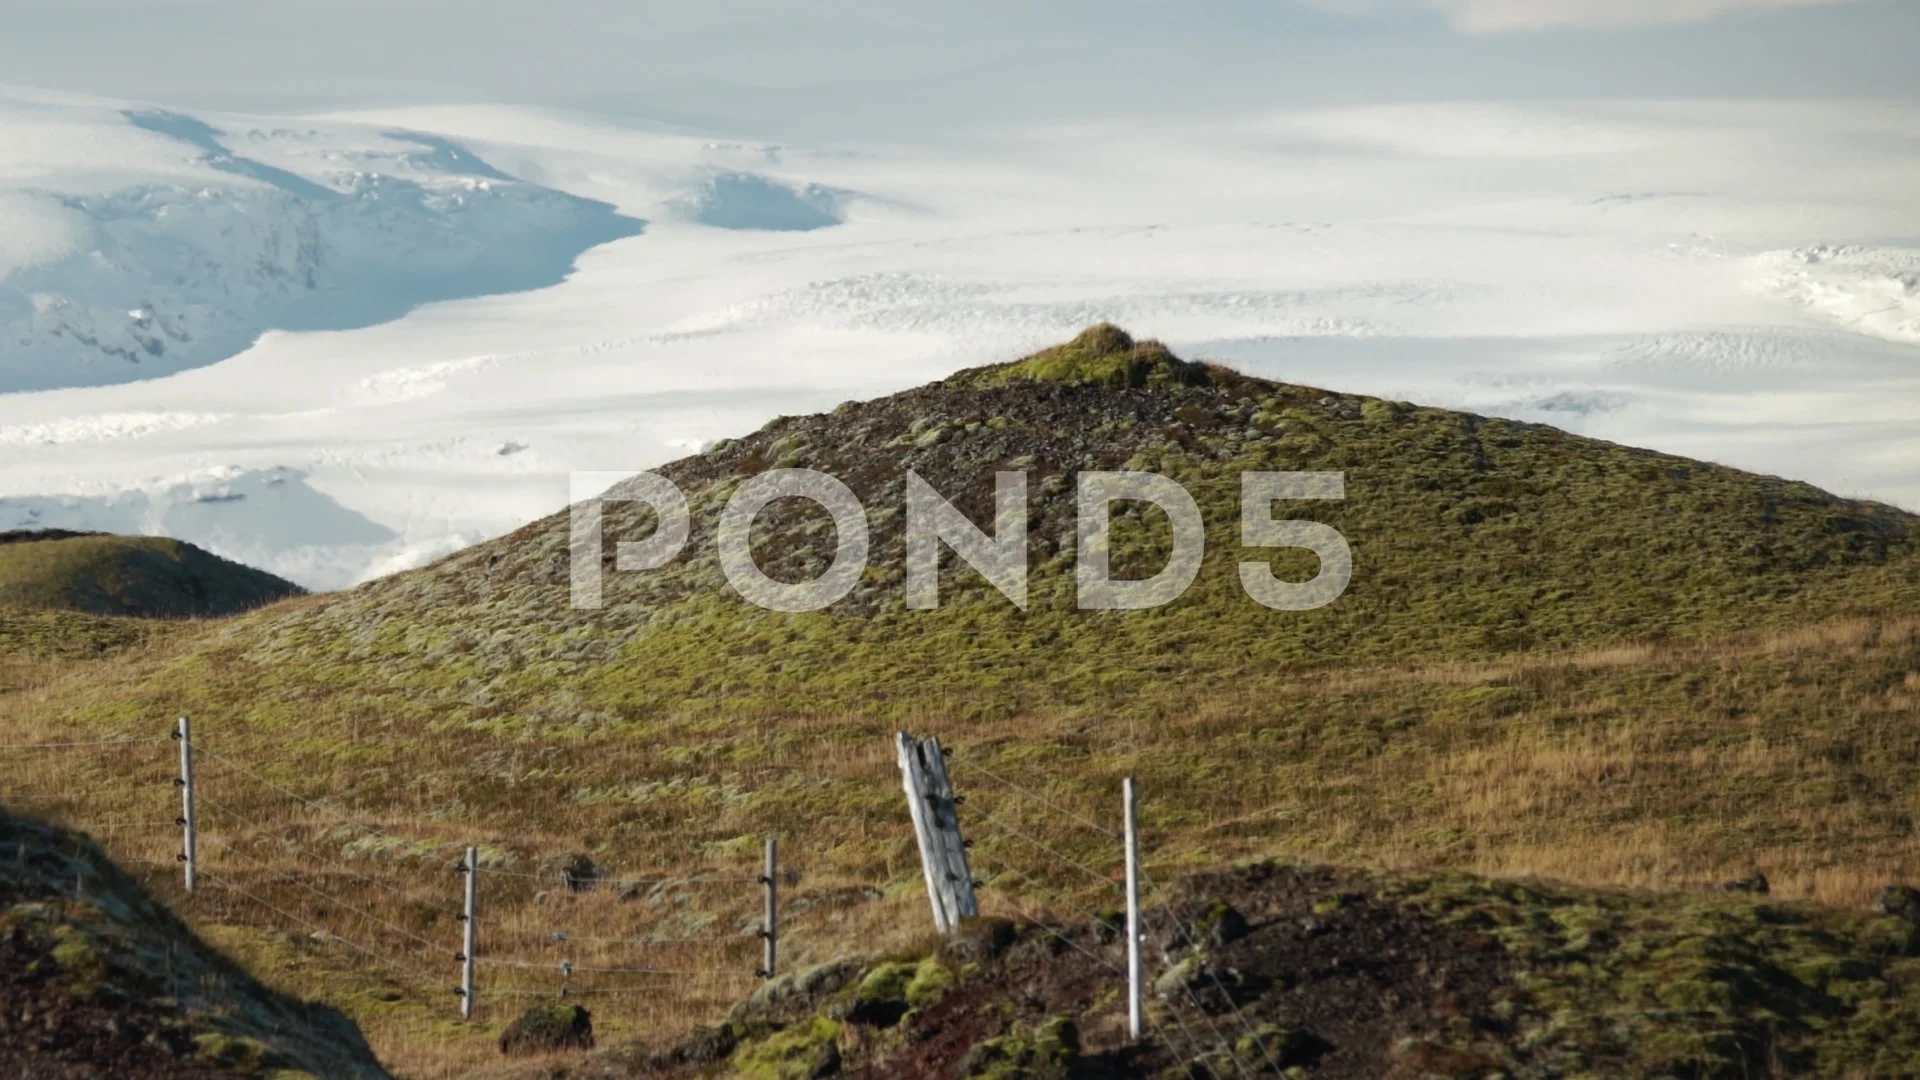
[952,324,1215,391]
[731,1015,843,1080]
[1391,872,1920,1077]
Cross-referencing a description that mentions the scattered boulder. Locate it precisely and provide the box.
[842,962,914,1027]
[681,1023,738,1064]
[629,1022,739,1073]
[1236,1024,1327,1072]
[1721,873,1770,895]
[1154,955,1204,1000]
[1875,885,1920,924]
[1188,900,1251,949]
[958,1015,1079,1080]
[560,854,600,893]
[499,1003,594,1057]
[942,916,1018,965]
[729,959,863,1029]
[841,957,952,1027]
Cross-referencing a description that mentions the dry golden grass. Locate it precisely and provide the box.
[3,613,1919,1075]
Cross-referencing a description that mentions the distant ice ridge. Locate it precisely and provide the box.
[0,95,644,392]
[0,410,225,446]
[670,171,850,231]
[1751,246,1920,346]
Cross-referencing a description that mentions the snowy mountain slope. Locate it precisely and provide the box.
[0,91,644,391]
[2,97,1917,589]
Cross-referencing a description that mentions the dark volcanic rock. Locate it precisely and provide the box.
[1876,884,1920,923]
[561,853,601,892]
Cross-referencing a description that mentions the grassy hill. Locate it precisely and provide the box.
[3,327,1918,1073]
[0,530,301,619]
[224,325,1914,713]
[0,806,390,1079]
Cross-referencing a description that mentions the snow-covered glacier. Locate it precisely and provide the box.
[0,91,643,392]
[2,96,1917,589]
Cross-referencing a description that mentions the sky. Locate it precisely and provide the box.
[3,0,1914,135]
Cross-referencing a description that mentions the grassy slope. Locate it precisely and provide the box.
[0,532,302,619]
[3,328,1918,1074]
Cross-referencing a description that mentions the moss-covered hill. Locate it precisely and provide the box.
[533,860,1920,1080]
[0,530,301,619]
[0,806,391,1079]
[192,324,1917,720]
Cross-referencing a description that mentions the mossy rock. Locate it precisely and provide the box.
[839,954,953,1027]
[1234,1024,1321,1072]
[960,1014,1080,1079]
[732,959,863,1027]
[680,1023,739,1063]
[732,1016,842,1080]
[1154,955,1202,1000]
[1191,900,1250,948]
[498,1002,594,1057]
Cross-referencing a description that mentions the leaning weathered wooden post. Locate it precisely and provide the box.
[758,837,779,979]
[922,739,980,923]
[896,732,979,933]
[173,716,197,892]
[1124,777,1144,1040]
[457,846,479,1019]
[899,732,949,931]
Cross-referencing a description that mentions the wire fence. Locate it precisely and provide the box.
[1,724,1273,1071]
[0,727,776,1023]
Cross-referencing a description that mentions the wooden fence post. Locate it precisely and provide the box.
[174,716,197,892]
[759,837,779,979]
[897,731,978,933]
[1125,777,1144,1040]
[458,846,479,1019]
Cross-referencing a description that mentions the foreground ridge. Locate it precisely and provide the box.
[0,806,392,1079]
[542,860,1920,1080]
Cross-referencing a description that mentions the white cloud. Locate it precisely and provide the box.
[1322,0,1859,32]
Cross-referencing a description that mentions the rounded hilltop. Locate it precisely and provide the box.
[0,530,300,620]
